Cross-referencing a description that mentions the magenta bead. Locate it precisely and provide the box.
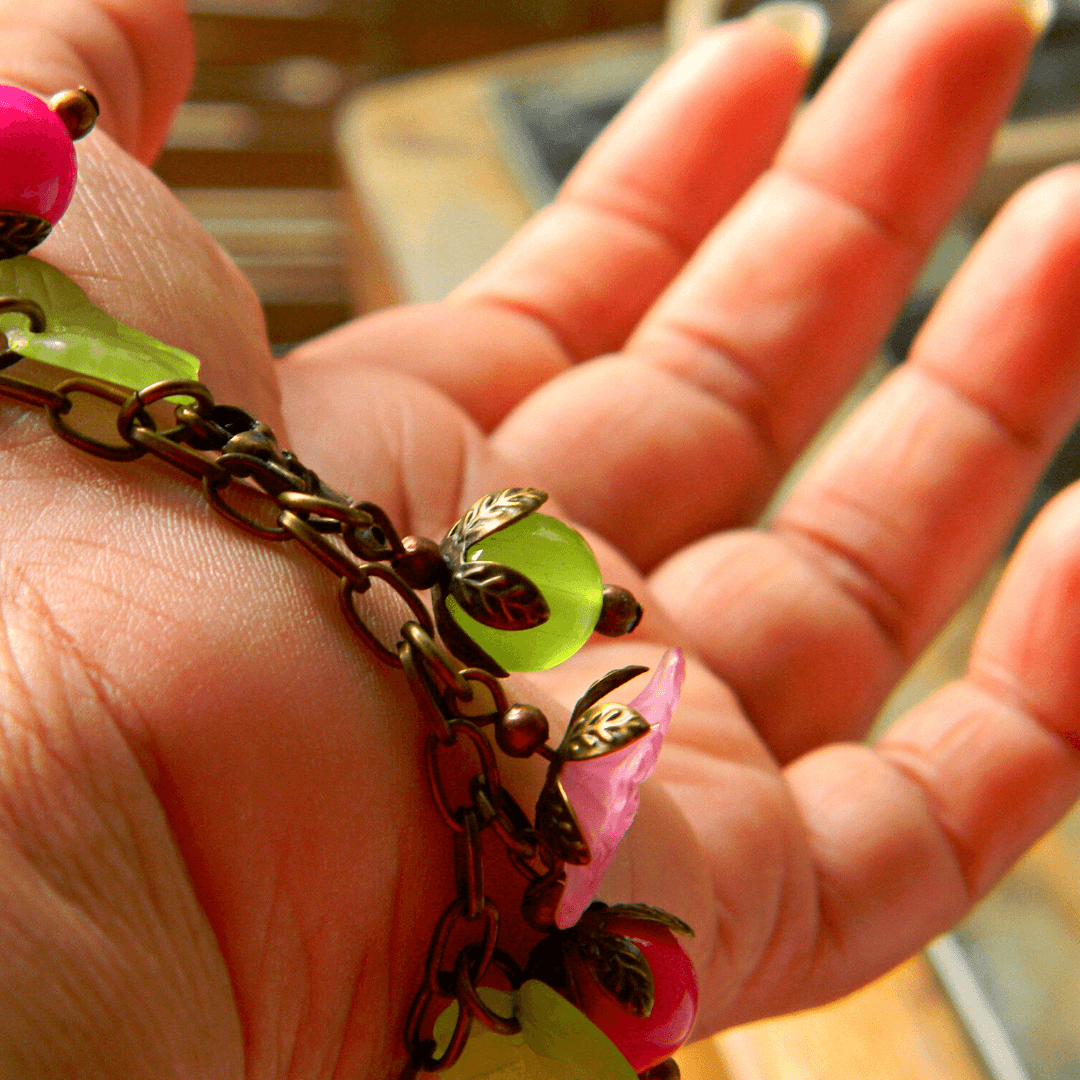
[0,86,77,224]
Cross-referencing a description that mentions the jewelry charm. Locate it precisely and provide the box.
[1,255,201,386]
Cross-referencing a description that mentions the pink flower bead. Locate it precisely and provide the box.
[556,648,686,928]
[0,86,78,224]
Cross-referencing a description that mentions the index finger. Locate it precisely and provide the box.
[285,13,816,429]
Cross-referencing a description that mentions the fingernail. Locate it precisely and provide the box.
[745,1,830,68]
[1017,0,1056,35]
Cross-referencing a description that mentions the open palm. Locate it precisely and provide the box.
[3,0,1080,1077]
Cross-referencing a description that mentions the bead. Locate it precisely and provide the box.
[595,583,643,637]
[561,913,699,1074]
[495,704,550,757]
[48,87,99,141]
[447,513,603,672]
[392,535,446,590]
[0,86,78,225]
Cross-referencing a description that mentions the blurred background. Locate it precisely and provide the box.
[162,3,1080,1078]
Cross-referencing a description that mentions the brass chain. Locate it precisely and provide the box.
[0,351,565,1076]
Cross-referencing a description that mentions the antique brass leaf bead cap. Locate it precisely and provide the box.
[433,488,642,674]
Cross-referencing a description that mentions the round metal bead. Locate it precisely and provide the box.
[594,583,643,637]
[48,87,100,141]
[393,535,446,590]
[496,703,550,758]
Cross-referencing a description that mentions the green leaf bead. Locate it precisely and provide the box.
[447,513,604,673]
[0,256,199,387]
[433,980,638,1080]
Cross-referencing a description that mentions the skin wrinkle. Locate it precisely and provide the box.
[0,553,160,803]
[911,350,1056,454]
[744,782,814,1005]
[767,169,921,271]
[0,604,236,1080]
[970,656,1080,753]
[872,743,982,900]
[0,592,143,904]
[462,282,607,369]
[460,202,684,364]
[630,318,787,476]
[625,173,919,481]
[452,294,569,366]
[789,743,968,999]
[772,512,912,660]
[560,187,698,265]
[771,158,926,258]
[654,745,794,1024]
[771,355,1055,664]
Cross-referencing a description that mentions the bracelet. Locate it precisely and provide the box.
[1,84,698,1080]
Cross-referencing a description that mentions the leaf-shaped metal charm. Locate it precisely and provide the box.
[449,560,550,631]
[535,777,591,866]
[559,702,650,762]
[442,487,548,563]
[430,583,509,677]
[576,930,655,1018]
[570,664,650,724]
[601,903,694,938]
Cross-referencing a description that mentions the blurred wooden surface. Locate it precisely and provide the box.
[714,957,988,1080]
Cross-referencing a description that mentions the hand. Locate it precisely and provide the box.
[3,0,1079,1077]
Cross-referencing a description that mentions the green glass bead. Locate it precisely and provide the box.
[447,513,603,673]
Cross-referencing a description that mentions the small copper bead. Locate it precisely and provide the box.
[594,583,643,637]
[496,703,550,758]
[393,535,446,590]
[48,87,100,141]
[522,871,565,933]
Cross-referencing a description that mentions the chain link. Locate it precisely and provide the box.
[0,355,567,1077]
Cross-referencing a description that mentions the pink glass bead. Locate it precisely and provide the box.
[0,86,78,224]
[555,648,686,929]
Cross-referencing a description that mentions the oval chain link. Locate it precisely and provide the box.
[46,378,150,461]
[338,564,434,666]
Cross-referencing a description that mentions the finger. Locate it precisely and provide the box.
[492,0,1041,569]
[771,482,1080,1010]
[285,14,816,430]
[0,0,194,162]
[651,165,1080,763]
[0,1,277,424]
